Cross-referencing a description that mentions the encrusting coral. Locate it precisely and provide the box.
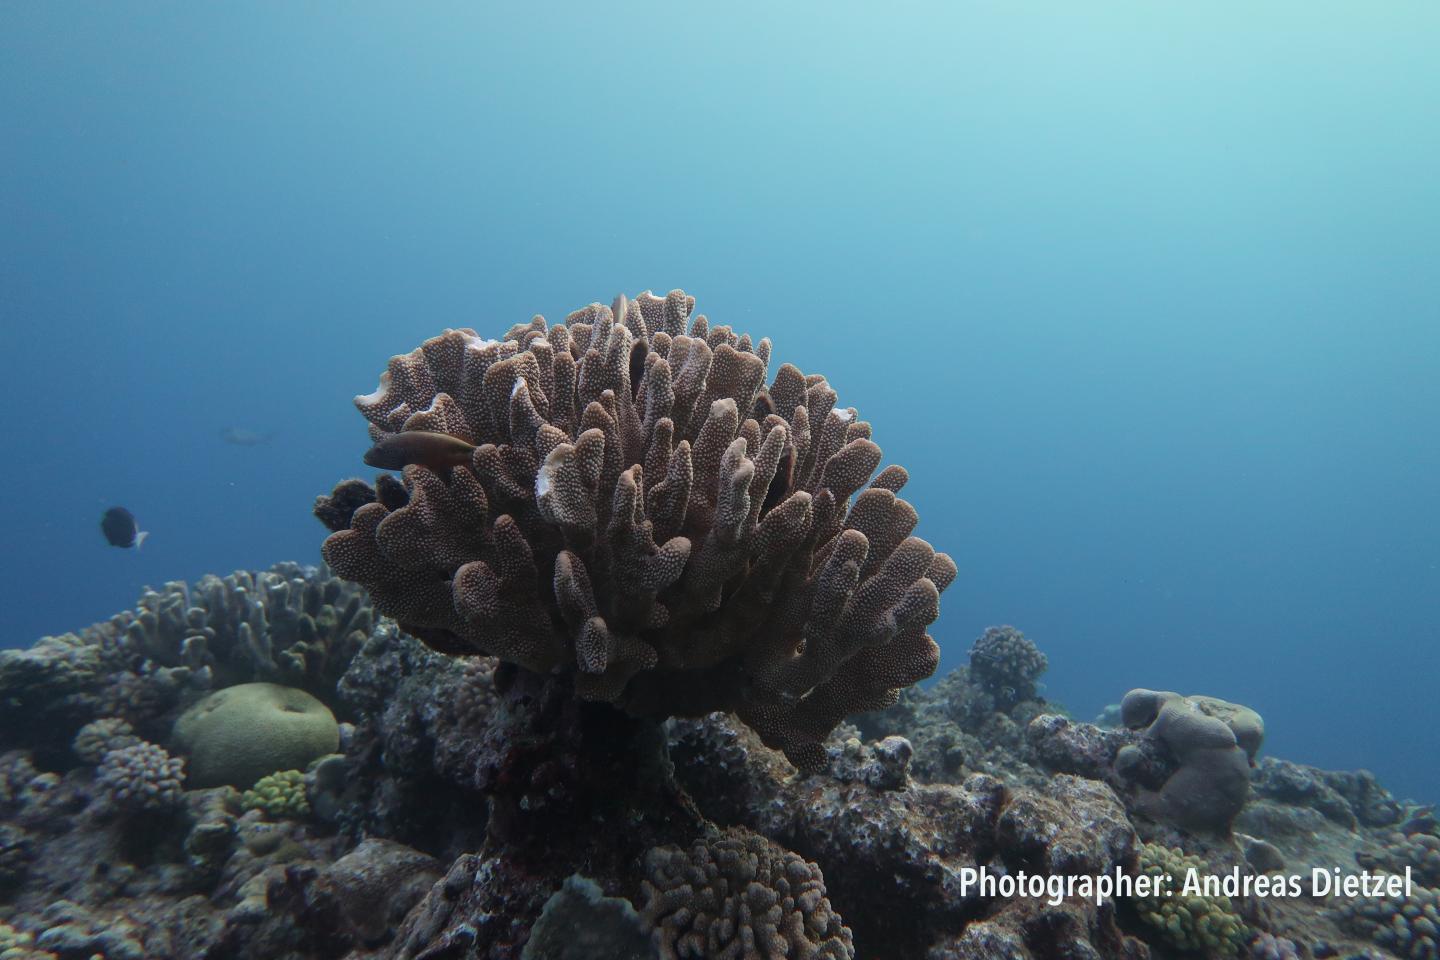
[315,290,955,769]
[639,826,854,960]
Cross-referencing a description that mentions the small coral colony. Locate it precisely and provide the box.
[1,292,1433,959]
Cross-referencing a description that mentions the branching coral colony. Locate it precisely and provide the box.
[315,290,954,769]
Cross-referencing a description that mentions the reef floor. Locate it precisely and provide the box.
[0,563,1433,960]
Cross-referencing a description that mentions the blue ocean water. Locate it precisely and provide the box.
[1,3,1436,801]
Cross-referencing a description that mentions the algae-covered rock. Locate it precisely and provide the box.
[522,874,656,960]
[173,683,338,788]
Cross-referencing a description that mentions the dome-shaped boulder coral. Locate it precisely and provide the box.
[1119,688,1264,834]
[314,290,956,770]
[173,682,339,788]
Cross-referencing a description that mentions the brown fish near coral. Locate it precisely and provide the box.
[363,430,477,471]
[316,290,956,770]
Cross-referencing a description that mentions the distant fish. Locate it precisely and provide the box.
[364,431,476,471]
[221,426,275,446]
[100,506,149,550]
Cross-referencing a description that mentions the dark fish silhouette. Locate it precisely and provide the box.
[761,442,796,516]
[221,426,274,446]
[628,338,649,399]
[100,506,149,550]
[364,431,477,471]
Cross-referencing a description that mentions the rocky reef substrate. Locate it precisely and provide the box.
[0,565,1433,960]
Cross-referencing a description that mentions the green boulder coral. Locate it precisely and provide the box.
[1129,842,1248,955]
[173,682,339,788]
[241,769,309,820]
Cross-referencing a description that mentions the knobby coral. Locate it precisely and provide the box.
[1334,881,1440,960]
[70,718,140,766]
[241,769,310,820]
[93,741,186,813]
[1130,842,1248,954]
[316,290,955,769]
[967,625,1047,710]
[639,827,854,960]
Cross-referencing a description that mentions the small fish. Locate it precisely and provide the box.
[100,506,149,550]
[221,426,274,446]
[364,431,477,471]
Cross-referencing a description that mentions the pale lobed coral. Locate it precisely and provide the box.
[316,290,955,768]
[1119,688,1264,834]
[1249,931,1301,960]
[639,827,854,960]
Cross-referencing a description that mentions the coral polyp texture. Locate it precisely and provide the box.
[640,827,855,960]
[967,624,1047,710]
[315,290,955,769]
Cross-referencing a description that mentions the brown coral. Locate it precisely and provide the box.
[639,827,854,960]
[317,290,954,769]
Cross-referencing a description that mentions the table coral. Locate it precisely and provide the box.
[315,290,955,769]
